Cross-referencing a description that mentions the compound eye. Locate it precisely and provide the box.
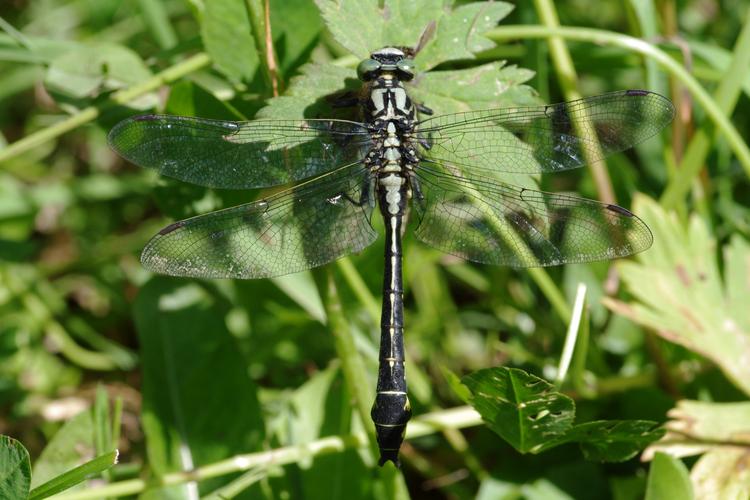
[396,58,415,80]
[357,59,381,81]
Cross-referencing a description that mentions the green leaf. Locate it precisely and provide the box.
[409,61,538,115]
[314,0,383,58]
[379,0,448,51]
[272,272,326,324]
[31,410,96,489]
[44,42,153,99]
[645,453,693,500]
[0,435,31,500]
[316,0,511,67]
[724,235,750,332]
[415,1,514,70]
[463,368,663,460]
[257,62,359,119]
[165,80,244,120]
[282,363,373,499]
[462,367,576,453]
[476,477,520,500]
[287,363,341,444]
[443,366,472,404]
[201,0,259,82]
[134,278,264,497]
[0,34,79,64]
[605,196,750,396]
[522,479,576,500]
[28,450,118,500]
[563,420,664,462]
[270,0,323,74]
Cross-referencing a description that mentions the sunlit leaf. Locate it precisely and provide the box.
[315,0,511,67]
[0,435,30,500]
[409,61,538,116]
[256,63,359,119]
[605,195,750,396]
[415,1,514,70]
[44,43,152,99]
[645,452,693,500]
[313,0,382,58]
[462,367,575,453]
[463,368,663,460]
[201,0,259,82]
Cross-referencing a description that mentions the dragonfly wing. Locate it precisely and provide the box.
[108,115,372,189]
[412,163,652,267]
[417,90,674,177]
[141,163,377,278]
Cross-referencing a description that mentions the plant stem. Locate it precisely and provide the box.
[532,0,616,205]
[49,407,481,499]
[487,25,750,184]
[660,9,750,208]
[0,52,211,164]
[244,0,282,96]
[528,268,570,322]
[322,270,378,453]
[336,258,380,325]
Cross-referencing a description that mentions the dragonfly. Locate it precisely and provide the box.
[108,46,674,467]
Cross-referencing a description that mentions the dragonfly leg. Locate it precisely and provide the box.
[328,172,374,208]
[416,103,433,115]
[408,172,426,209]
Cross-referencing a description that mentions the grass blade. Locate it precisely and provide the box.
[28,450,118,500]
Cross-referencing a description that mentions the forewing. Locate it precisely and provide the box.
[141,163,377,278]
[412,164,652,267]
[417,90,674,177]
[108,115,372,189]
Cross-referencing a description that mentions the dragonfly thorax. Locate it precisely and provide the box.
[360,49,420,219]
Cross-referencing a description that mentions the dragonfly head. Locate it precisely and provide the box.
[358,47,415,82]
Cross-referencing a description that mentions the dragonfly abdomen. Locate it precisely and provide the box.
[372,171,410,467]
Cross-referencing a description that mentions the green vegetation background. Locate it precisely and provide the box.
[1,0,749,499]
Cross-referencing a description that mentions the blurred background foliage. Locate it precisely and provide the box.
[0,0,749,499]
